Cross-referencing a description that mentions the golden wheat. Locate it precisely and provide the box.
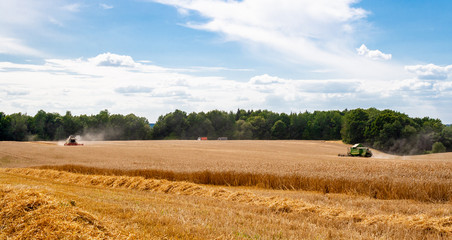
[0,184,131,240]
[1,140,451,202]
[2,168,451,236]
[1,140,452,239]
[36,164,452,202]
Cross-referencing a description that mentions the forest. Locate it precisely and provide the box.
[1,108,451,155]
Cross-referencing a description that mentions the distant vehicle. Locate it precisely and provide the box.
[64,135,84,146]
[339,143,372,157]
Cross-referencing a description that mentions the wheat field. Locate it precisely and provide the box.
[1,140,451,201]
[0,140,451,239]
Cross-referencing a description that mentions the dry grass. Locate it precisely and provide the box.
[0,184,131,239]
[1,168,451,239]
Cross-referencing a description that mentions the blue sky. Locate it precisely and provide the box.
[1,0,452,123]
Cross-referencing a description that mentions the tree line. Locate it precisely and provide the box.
[152,108,451,154]
[151,109,343,141]
[0,110,151,141]
[1,108,451,155]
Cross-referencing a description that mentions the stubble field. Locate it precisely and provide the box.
[0,140,451,239]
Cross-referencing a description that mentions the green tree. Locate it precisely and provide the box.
[341,109,369,144]
[235,109,249,121]
[432,142,446,153]
[9,113,29,141]
[440,126,452,150]
[95,110,110,129]
[62,111,82,136]
[0,112,12,140]
[45,113,63,140]
[186,112,214,139]
[234,120,253,139]
[271,120,288,139]
[206,110,235,138]
[31,110,47,140]
[152,109,188,139]
[124,114,152,140]
[288,112,307,139]
[248,116,267,139]
[364,110,410,148]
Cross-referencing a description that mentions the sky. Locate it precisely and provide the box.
[1,0,452,123]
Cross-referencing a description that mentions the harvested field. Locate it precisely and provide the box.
[1,140,451,202]
[1,140,451,239]
[0,184,131,239]
[0,168,451,239]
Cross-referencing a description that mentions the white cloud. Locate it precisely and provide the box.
[0,1,80,28]
[4,89,30,96]
[0,37,42,56]
[48,16,64,27]
[1,53,452,123]
[115,86,153,94]
[0,1,85,57]
[0,1,44,26]
[62,3,81,12]
[394,78,433,91]
[152,0,404,79]
[249,74,284,85]
[405,63,452,80]
[185,66,252,72]
[356,44,392,61]
[100,3,114,10]
[88,52,137,67]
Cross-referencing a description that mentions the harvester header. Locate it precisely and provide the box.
[64,135,84,146]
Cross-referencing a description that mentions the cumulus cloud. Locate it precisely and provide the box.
[249,74,361,93]
[356,44,392,61]
[249,74,284,85]
[88,52,137,67]
[5,89,30,96]
[115,86,153,94]
[1,53,452,123]
[393,78,433,92]
[405,63,452,80]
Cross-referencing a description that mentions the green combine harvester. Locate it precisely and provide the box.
[339,143,372,157]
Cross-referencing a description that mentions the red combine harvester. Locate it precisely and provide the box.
[64,135,84,146]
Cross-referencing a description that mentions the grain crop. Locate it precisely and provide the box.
[1,168,451,239]
[36,163,452,202]
[1,140,452,239]
[1,140,451,202]
[0,184,131,239]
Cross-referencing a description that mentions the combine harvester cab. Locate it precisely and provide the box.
[339,143,372,157]
[348,143,372,157]
[64,135,84,146]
